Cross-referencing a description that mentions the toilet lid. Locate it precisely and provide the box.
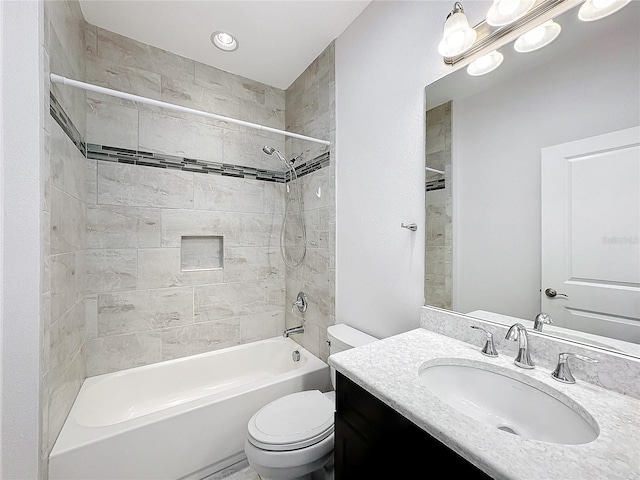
[247,390,335,451]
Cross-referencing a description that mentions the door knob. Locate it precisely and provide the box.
[545,288,568,299]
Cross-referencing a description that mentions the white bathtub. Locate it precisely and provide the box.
[49,337,331,480]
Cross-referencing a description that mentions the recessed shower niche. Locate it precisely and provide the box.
[180,236,224,271]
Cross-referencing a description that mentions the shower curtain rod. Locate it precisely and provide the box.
[50,73,332,146]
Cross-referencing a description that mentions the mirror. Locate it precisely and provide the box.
[424,2,640,358]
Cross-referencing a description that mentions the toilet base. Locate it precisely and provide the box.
[244,435,333,480]
[248,450,332,480]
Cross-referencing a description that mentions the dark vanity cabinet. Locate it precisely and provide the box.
[334,372,492,479]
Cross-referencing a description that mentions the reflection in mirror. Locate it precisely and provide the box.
[424,1,640,357]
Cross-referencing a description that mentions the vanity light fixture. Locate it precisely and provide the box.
[486,0,535,26]
[514,20,562,52]
[466,50,504,76]
[437,2,477,57]
[211,31,238,52]
[578,0,632,21]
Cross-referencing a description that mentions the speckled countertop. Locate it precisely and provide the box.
[328,328,640,480]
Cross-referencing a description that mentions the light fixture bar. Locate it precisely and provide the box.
[443,0,567,65]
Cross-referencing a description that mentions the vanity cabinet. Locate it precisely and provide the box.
[334,372,492,479]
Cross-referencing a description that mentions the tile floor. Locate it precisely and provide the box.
[202,458,335,480]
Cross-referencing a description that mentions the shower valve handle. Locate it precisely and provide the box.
[292,292,308,313]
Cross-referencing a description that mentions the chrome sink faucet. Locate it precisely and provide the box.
[533,312,553,332]
[505,323,535,369]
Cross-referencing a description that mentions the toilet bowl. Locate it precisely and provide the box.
[244,324,378,480]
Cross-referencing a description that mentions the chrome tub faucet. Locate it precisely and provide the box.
[283,325,305,338]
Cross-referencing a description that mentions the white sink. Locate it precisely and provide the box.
[418,359,599,445]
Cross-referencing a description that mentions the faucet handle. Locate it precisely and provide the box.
[551,352,598,384]
[291,292,308,314]
[470,325,498,357]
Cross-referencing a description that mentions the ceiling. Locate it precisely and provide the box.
[79,0,372,90]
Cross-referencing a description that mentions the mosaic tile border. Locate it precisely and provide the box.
[50,92,329,183]
[50,93,86,156]
[426,178,446,192]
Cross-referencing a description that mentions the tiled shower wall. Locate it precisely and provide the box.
[42,0,88,473]
[82,25,290,375]
[284,43,336,361]
[44,10,337,470]
[425,101,452,309]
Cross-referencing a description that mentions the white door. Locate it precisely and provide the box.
[541,126,640,344]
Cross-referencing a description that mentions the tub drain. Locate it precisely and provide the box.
[497,425,519,436]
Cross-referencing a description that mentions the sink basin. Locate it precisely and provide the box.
[418,359,599,445]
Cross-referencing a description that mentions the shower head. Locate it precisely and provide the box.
[262,145,287,165]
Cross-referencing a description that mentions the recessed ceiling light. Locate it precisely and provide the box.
[211,31,238,52]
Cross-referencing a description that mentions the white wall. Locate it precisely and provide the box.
[335,0,463,338]
[0,0,43,477]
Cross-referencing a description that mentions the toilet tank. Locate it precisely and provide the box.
[327,324,378,389]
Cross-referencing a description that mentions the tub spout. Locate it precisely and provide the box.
[283,325,304,337]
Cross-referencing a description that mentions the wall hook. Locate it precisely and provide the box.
[401,223,417,231]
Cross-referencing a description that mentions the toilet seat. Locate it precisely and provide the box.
[247,390,335,451]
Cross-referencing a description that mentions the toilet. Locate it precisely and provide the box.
[244,324,378,480]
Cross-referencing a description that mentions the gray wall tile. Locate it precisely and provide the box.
[194,280,284,323]
[137,247,224,289]
[138,110,223,163]
[240,311,285,343]
[86,205,161,249]
[161,209,280,248]
[86,159,97,205]
[50,252,80,323]
[223,246,284,283]
[85,331,162,376]
[86,249,137,293]
[51,186,85,254]
[161,319,240,360]
[193,174,265,213]
[86,96,139,149]
[97,162,194,208]
[97,287,193,337]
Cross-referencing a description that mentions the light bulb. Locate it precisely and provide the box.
[486,0,535,26]
[498,0,520,16]
[592,0,617,8]
[514,20,562,53]
[216,33,233,45]
[438,6,477,57]
[467,50,504,76]
[578,0,631,21]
